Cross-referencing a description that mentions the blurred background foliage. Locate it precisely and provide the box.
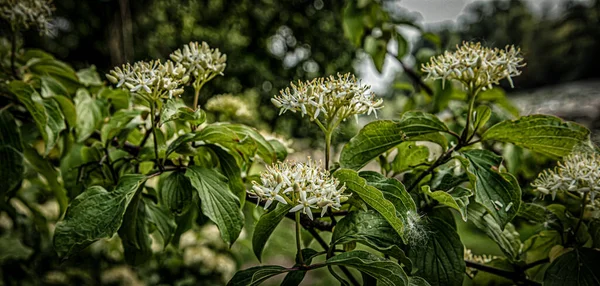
[3,0,600,285]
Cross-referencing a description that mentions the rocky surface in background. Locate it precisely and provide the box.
[510,80,600,142]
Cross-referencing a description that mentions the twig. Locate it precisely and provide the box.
[465,260,541,286]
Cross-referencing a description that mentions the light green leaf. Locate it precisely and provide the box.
[196,124,258,162]
[392,142,430,174]
[342,1,365,47]
[461,149,521,228]
[544,248,600,286]
[41,76,69,98]
[160,99,206,126]
[225,124,277,164]
[98,88,130,110]
[252,203,293,262]
[331,210,412,269]
[359,171,417,225]
[333,169,406,243]
[467,203,522,260]
[53,174,146,259]
[227,265,290,286]
[0,233,33,263]
[185,166,244,245]
[396,34,409,59]
[407,218,465,286]
[74,89,103,142]
[43,99,67,152]
[76,65,103,86]
[52,95,77,127]
[326,250,409,286]
[101,109,141,143]
[144,197,176,247]
[364,35,387,73]
[268,139,288,162]
[422,185,471,221]
[482,115,590,158]
[160,171,194,215]
[472,105,491,133]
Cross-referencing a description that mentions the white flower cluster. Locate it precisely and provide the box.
[271,73,383,123]
[422,42,525,91]
[106,60,189,100]
[532,151,600,202]
[250,159,348,219]
[169,41,227,87]
[464,247,497,276]
[0,0,53,34]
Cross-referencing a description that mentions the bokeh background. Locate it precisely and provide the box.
[4,0,600,285]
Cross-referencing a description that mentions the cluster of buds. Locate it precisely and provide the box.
[205,94,255,122]
[0,0,53,34]
[170,41,227,88]
[106,60,188,100]
[532,151,600,202]
[422,42,525,91]
[249,159,349,219]
[272,73,383,124]
[464,248,496,276]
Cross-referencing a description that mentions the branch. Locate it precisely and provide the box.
[465,260,541,286]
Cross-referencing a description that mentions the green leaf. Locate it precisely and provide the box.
[268,139,288,161]
[0,233,34,263]
[41,76,69,98]
[482,115,590,158]
[227,265,290,286]
[472,105,491,133]
[332,210,412,269]
[52,95,77,127]
[185,166,244,245]
[144,197,176,247]
[342,1,365,47]
[517,203,547,223]
[0,110,24,198]
[364,35,387,73]
[327,250,409,286]
[98,88,130,110]
[408,276,431,286]
[341,112,449,170]
[359,171,417,225]
[101,109,141,143]
[225,124,277,164]
[160,171,194,215]
[209,145,246,206]
[467,203,522,260]
[461,149,521,228]
[118,195,152,265]
[53,174,146,259]
[74,89,103,142]
[160,99,206,126]
[422,186,471,221]
[43,98,67,150]
[196,124,258,162]
[26,58,80,92]
[252,203,293,262]
[76,65,103,86]
[333,169,407,243]
[407,218,465,286]
[544,248,600,286]
[340,120,406,170]
[392,142,430,174]
[396,34,409,59]
[23,146,68,216]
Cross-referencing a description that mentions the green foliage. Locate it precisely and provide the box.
[326,250,409,286]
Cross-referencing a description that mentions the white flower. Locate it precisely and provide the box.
[422,42,525,91]
[272,73,383,123]
[249,158,349,220]
[106,60,188,100]
[0,0,53,34]
[532,151,600,202]
[170,41,227,87]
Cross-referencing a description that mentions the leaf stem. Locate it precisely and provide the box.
[325,131,332,171]
[192,81,205,111]
[295,211,305,265]
[571,191,589,245]
[461,89,478,142]
[150,101,163,171]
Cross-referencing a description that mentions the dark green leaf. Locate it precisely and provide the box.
[407,218,465,286]
[360,171,417,226]
[408,276,431,286]
[281,248,319,286]
[467,203,522,260]
[482,115,590,158]
[209,145,246,206]
[517,203,547,223]
[101,109,141,143]
[332,210,412,269]
[53,174,146,259]
[26,58,80,92]
[397,111,449,138]
[327,250,409,286]
[0,146,23,198]
[340,120,406,170]
[333,169,407,243]
[253,203,292,262]
[544,248,600,286]
[462,149,521,228]
[119,195,152,265]
[160,171,194,215]
[23,146,68,216]
[185,166,244,245]
[144,197,176,247]
[227,265,290,286]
